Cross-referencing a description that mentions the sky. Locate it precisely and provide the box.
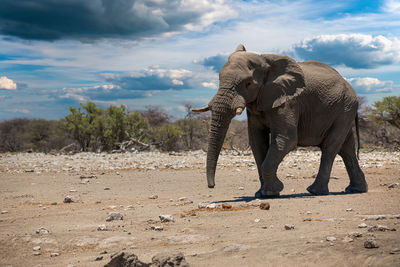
[0,0,399,120]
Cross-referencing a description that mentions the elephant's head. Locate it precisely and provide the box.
[192,44,305,188]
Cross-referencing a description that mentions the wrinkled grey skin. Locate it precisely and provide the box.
[193,44,368,197]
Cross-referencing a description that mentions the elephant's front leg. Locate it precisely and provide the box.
[259,132,297,197]
[247,115,270,198]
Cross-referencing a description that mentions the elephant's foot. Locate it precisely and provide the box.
[255,178,284,198]
[345,182,368,194]
[307,182,329,195]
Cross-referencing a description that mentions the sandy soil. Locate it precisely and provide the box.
[0,151,399,267]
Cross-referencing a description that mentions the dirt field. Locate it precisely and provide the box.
[0,151,399,266]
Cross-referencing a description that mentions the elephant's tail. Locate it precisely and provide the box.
[356,112,360,159]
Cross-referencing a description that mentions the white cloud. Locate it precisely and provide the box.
[0,76,17,90]
[384,0,400,14]
[7,108,30,114]
[346,77,394,94]
[292,34,400,69]
[201,82,217,89]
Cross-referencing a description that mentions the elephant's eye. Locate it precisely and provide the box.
[246,81,251,87]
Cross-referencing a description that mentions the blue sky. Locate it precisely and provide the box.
[0,0,399,120]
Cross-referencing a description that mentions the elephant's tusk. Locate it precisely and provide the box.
[236,107,243,115]
[192,106,210,113]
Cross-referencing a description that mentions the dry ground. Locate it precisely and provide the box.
[0,151,399,267]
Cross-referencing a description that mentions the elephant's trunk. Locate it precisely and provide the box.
[206,90,245,188]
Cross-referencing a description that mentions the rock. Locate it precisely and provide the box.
[50,202,57,205]
[342,236,353,243]
[197,202,209,209]
[104,251,146,267]
[151,252,189,267]
[97,224,107,231]
[50,252,60,257]
[358,223,368,228]
[33,246,41,251]
[388,183,399,189]
[222,203,232,209]
[206,203,216,209]
[63,195,74,203]
[151,225,164,231]
[368,225,395,232]
[363,215,386,220]
[69,189,77,192]
[33,251,41,256]
[364,239,379,249]
[1,210,8,214]
[259,202,270,210]
[238,186,244,190]
[149,195,158,199]
[222,243,250,252]
[159,214,175,222]
[36,228,49,235]
[104,250,189,267]
[104,187,111,190]
[326,236,336,242]
[106,212,123,222]
[178,197,187,201]
[95,256,103,261]
[348,232,362,238]
[254,218,261,223]
[389,248,400,254]
[284,224,295,230]
[346,208,353,212]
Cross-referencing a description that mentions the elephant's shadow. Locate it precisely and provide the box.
[214,191,349,203]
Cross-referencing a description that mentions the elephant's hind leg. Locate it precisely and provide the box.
[339,132,368,193]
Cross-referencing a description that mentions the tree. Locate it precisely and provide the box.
[368,96,400,129]
[153,124,183,151]
[140,105,170,128]
[125,111,150,142]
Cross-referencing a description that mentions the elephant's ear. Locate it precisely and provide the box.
[256,54,305,110]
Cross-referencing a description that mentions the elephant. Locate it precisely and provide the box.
[192,44,368,198]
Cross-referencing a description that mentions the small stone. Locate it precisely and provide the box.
[206,203,216,209]
[259,202,270,210]
[97,224,107,231]
[368,225,395,232]
[358,223,368,228]
[104,187,111,190]
[159,214,174,222]
[284,224,295,230]
[63,196,74,203]
[33,246,41,251]
[36,228,49,235]
[306,211,312,215]
[389,248,400,254]
[342,236,354,243]
[149,195,158,199]
[33,251,41,256]
[261,225,268,229]
[50,252,60,257]
[222,203,232,209]
[364,239,379,249]
[151,225,164,231]
[100,250,108,255]
[348,232,362,238]
[178,197,187,201]
[388,183,399,189]
[106,212,123,222]
[69,189,77,192]
[198,202,209,209]
[1,210,8,214]
[95,256,103,261]
[254,218,261,223]
[50,202,57,205]
[326,236,336,242]
[346,208,353,212]
[238,186,244,190]
[303,218,312,222]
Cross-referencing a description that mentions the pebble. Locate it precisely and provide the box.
[178,197,187,201]
[97,224,107,231]
[254,218,261,223]
[33,251,41,256]
[33,246,41,251]
[368,225,395,232]
[63,196,74,203]
[149,195,158,199]
[106,212,123,222]
[346,208,353,212]
[206,203,216,209]
[36,228,49,235]
[238,186,244,190]
[159,214,174,222]
[1,210,8,214]
[151,225,164,231]
[222,203,232,209]
[95,256,103,261]
[342,236,353,243]
[284,224,295,230]
[348,232,362,238]
[326,236,336,242]
[364,239,379,249]
[259,202,270,210]
[358,223,368,228]
[104,187,111,190]
[50,252,60,257]
[198,202,209,209]
[69,189,77,192]
[388,183,399,189]
[50,202,57,205]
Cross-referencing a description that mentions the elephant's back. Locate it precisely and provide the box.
[299,61,358,106]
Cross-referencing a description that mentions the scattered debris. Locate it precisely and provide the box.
[63,196,74,203]
[106,212,123,222]
[259,202,270,210]
[364,239,379,249]
[159,214,174,222]
[284,224,295,230]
